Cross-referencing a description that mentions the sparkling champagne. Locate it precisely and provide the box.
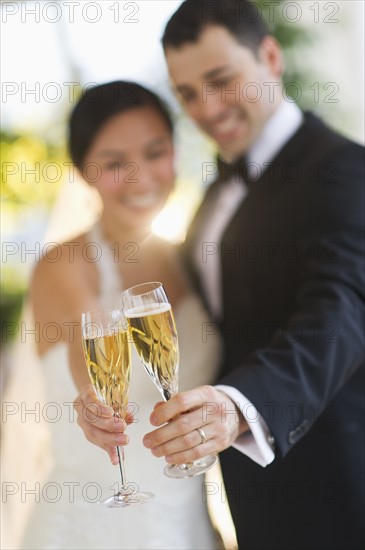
[82,330,131,416]
[125,303,179,400]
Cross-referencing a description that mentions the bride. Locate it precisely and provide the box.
[8,81,221,549]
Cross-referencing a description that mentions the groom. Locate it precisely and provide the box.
[144,1,365,548]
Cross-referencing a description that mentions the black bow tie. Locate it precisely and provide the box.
[216,155,250,185]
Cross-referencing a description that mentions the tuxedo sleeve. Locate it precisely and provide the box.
[218,143,365,458]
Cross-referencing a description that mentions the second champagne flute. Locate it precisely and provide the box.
[122,282,218,478]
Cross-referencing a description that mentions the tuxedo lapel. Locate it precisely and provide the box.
[182,112,347,319]
[222,112,347,240]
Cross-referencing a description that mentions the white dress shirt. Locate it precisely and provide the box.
[194,99,304,466]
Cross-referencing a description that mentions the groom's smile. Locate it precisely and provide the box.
[165,25,284,160]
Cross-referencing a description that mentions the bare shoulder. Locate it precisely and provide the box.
[30,232,97,324]
[32,233,89,288]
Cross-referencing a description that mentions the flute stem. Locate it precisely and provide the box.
[117,446,127,489]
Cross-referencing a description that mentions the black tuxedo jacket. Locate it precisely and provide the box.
[183,113,364,550]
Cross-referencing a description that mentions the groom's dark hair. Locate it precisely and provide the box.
[162,0,269,55]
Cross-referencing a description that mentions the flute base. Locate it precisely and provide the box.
[164,454,218,479]
[100,491,154,508]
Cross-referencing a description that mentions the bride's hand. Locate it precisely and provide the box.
[73,384,131,465]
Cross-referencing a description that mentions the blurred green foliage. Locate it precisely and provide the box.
[1,132,67,343]
[0,269,25,349]
[1,131,66,209]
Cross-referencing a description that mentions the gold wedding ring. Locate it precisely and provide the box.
[197,427,207,445]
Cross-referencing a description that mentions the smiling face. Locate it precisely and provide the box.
[82,106,175,232]
[165,25,284,160]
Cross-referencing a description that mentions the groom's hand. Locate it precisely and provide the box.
[73,384,130,465]
[143,386,249,463]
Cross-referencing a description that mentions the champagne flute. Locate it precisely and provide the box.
[122,282,218,478]
[81,308,154,506]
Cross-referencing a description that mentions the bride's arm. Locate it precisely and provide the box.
[30,241,128,464]
[30,237,97,381]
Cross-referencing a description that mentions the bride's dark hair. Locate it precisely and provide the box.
[69,81,173,168]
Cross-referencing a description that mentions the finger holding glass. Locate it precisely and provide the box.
[81,308,154,506]
[144,385,249,464]
[73,383,129,466]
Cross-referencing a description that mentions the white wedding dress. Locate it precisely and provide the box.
[12,225,221,550]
